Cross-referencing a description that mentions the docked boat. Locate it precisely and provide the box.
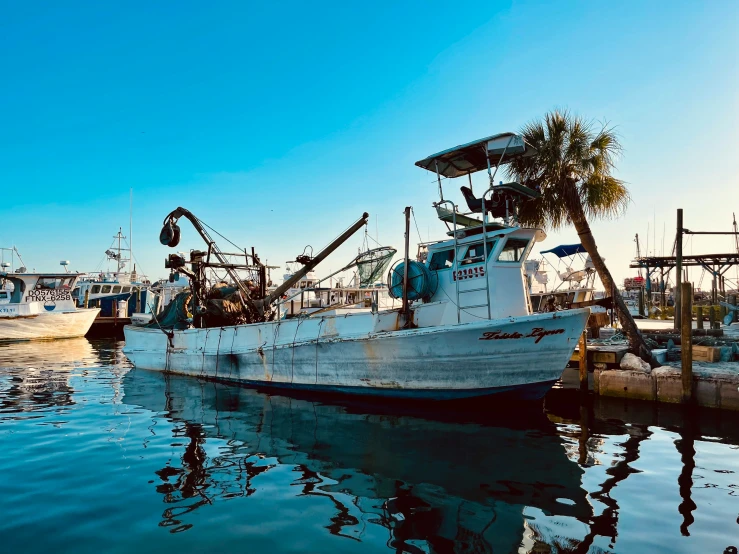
[526,243,597,311]
[73,228,156,318]
[0,271,99,340]
[123,132,590,400]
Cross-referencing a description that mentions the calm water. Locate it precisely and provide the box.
[1,339,738,553]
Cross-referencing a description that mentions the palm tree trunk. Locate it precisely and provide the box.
[569,202,659,367]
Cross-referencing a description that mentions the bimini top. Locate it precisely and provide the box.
[415,132,535,178]
[540,244,587,258]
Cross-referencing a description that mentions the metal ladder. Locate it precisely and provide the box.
[436,199,492,324]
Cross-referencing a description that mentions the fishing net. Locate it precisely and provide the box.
[356,247,396,288]
[146,290,193,330]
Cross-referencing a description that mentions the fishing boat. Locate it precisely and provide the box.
[123,132,590,400]
[73,228,156,318]
[0,270,100,341]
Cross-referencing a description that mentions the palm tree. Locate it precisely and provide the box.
[507,109,657,366]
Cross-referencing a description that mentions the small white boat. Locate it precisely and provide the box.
[123,132,590,400]
[0,271,100,341]
[526,243,597,311]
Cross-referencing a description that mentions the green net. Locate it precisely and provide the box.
[356,247,396,288]
[146,290,193,330]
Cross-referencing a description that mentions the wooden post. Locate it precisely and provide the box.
[83,288,90,309]
[730,295,737,324]
[696,306,703,329]
[708,306,716,330]
[681,282,693,403]
[610,283,616,328]
[675,209,683,329]
[402,206,412,327]
[638,287,645,317]
[578,332,588,390]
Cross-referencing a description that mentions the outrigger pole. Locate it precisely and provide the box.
[259,212,370,308]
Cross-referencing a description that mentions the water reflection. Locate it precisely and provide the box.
[0,339,131,419]
[0,338,97,415]
[1,341,738,552]
[123,370,592,552]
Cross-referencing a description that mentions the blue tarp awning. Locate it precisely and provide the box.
[540,243,587,258]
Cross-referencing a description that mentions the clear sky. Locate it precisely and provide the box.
[1,1,737,289]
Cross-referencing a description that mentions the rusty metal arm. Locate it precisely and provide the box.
[259,212,369,308]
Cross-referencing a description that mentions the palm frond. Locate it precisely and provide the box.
[507,109,629,231]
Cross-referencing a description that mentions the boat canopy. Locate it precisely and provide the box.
[415,133,534,178]
[540,244,587,258]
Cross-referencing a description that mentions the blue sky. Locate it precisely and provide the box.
[1,1,737,288]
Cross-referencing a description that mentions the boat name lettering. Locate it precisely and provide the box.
[25,289,72,302]
[479,327,565,343]
[453,267,485,281]
[0,307,17,314]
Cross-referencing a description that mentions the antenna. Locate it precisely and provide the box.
[130,188,133,274]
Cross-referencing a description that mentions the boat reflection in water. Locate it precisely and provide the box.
[0,338,100,413]
[122,370,592,552]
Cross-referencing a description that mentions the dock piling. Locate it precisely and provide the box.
[708,306,716,330]
[730,295,737,324]
[680,282,693,403]
[675,209,683,329]
[578,332,588,390]
[696,306,703,330]
[83,288,89,309]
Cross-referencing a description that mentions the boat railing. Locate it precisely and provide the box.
[434,199,463,324]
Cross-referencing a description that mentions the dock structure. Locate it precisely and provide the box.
[565,321,739,411]
[86,316,130,339]
[630,252,739,307]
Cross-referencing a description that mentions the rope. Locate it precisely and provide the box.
[411,207,423,244]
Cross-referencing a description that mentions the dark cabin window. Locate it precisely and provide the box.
[112,286,121,293]
[91,285,101,294]
[429,249,455,270]
[497,238,530,262]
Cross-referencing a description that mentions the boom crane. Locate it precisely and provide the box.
[160,207,262,306]
[159,207,369,324]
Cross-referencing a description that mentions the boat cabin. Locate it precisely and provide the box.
[412,133,546,324]
[0,272,82,317]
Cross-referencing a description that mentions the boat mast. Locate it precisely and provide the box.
[129,188,133,277]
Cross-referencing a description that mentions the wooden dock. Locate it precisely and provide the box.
[568,344,629,369]
[86,316,130,340]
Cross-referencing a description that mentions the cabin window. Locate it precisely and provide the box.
[460,240,497,265]
[112,286,121,293]
[497,238,530,263]
[101,285,111,293]
[122,286,131,293]
[35,277,64,290]
[428,249,455,270]
[92,285,101,294]
[0,291,8,300]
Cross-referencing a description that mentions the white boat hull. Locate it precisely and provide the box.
[0,308,100,341]
[123,308,589,400]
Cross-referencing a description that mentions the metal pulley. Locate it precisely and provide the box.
[159,218,181,247]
